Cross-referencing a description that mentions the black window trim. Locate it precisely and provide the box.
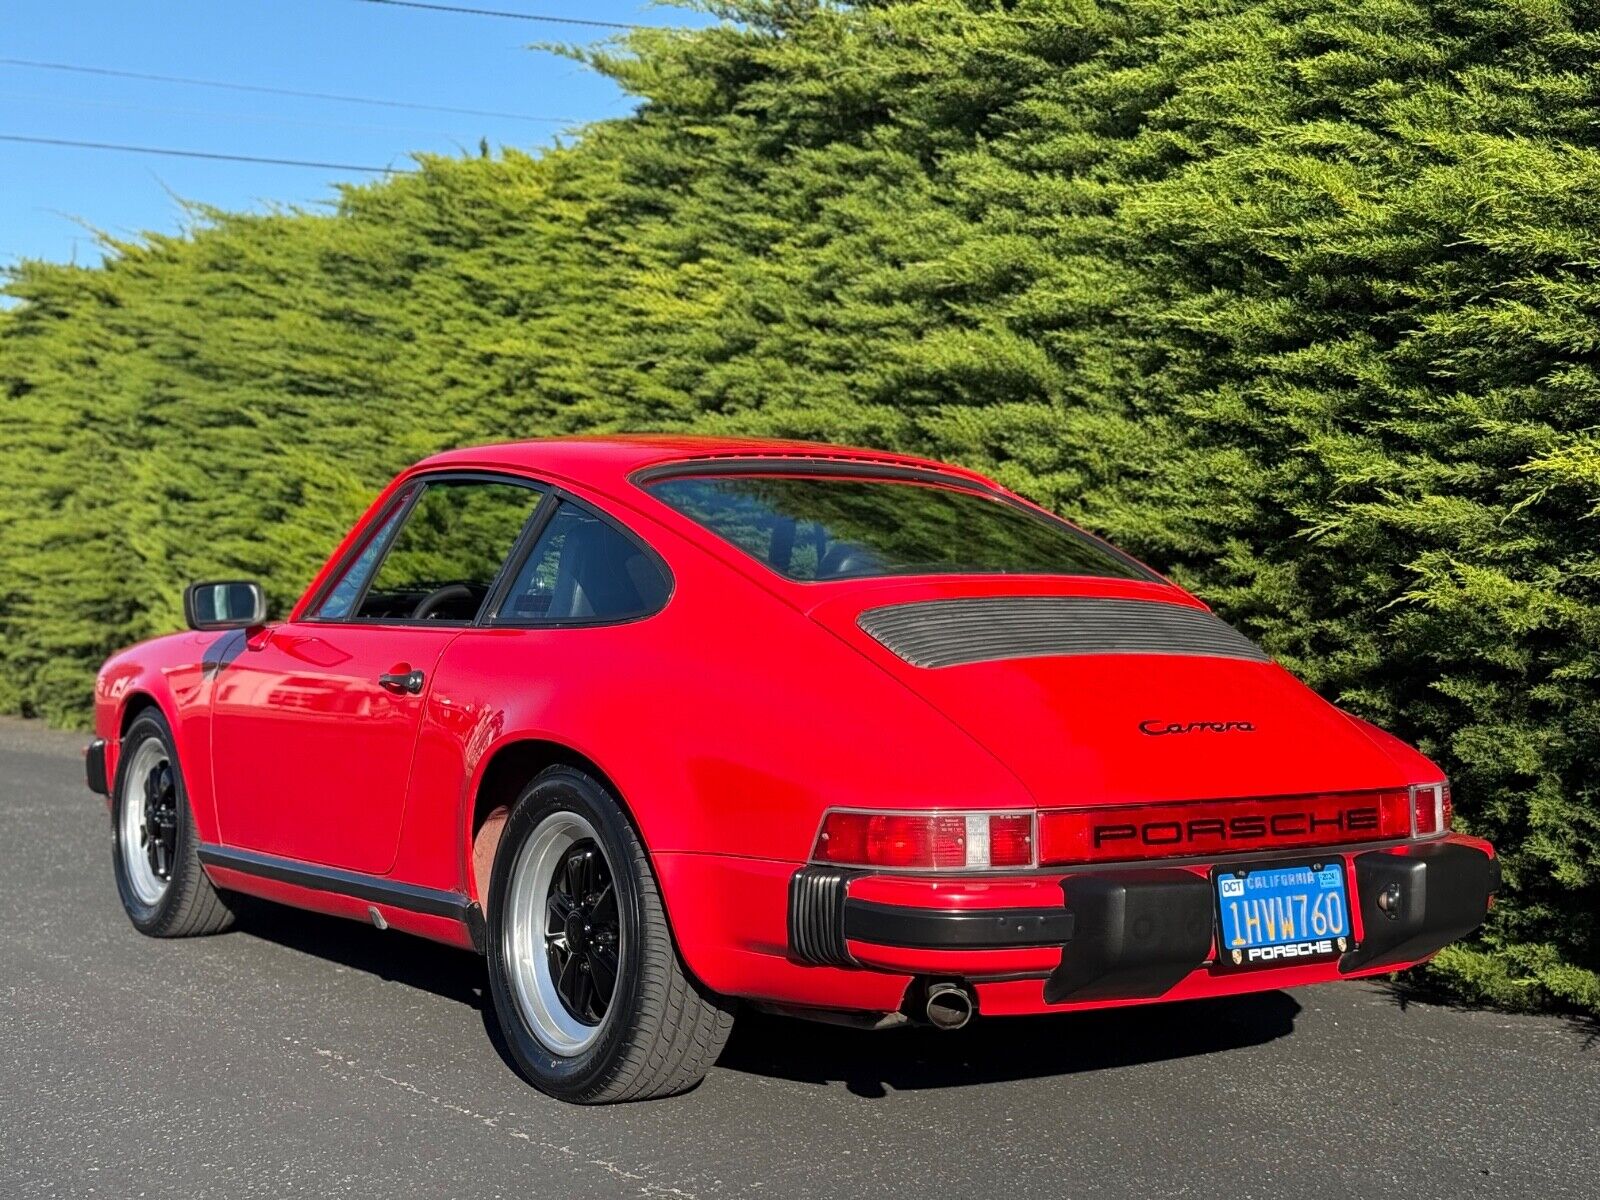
[302,469,673,632]
[629,457,1160,586]
[480,488,675,630]
[303,470,552,630]
[303,481,423,623]
[631,458,998,492]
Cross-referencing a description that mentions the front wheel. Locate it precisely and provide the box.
[485,766,735,1103]
[111,709,235,937]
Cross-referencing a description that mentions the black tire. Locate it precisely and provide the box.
[485,765,735,1103]
[111,709,235,937]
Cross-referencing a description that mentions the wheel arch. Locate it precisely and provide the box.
[119,691,165,735]
[103,684,181,797]
[466,736,635,918]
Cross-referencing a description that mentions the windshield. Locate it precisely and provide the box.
[645,473,1153,582]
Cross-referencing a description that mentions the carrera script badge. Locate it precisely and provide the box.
[1138,719,1256,736]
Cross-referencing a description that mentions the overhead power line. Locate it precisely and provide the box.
[1,89,498,139]
[0,134,413,174]
[0,58,574,124]
[348,0,639,28]
[349,1,1071,31]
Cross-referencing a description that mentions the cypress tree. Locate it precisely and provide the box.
[2,0,1596,1011]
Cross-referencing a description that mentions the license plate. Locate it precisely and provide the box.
[1215,861,1350,969]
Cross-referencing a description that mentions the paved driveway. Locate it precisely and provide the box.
[3,718,1593,1199]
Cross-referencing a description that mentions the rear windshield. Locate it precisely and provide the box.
[645,474,1152,582]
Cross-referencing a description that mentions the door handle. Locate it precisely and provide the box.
[378,668,425,694]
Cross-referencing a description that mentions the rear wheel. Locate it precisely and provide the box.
[485,765,735,1103]
[111,710,235,937]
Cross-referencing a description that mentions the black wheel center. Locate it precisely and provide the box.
[544,839,619,1025]
[564,908,590,956]
[141,760,179,882]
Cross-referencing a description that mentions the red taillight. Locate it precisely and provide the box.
[1037,789,1413,866]
[1412,782,1450,837]
[988,813,1034,868]
[812,811,1036,871]
[1377,790,1413,839]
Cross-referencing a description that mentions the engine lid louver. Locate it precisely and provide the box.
[857,596,1269,669]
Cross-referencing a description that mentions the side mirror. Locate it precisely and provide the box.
[184,580,269,631]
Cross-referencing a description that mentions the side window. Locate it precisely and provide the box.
[315,498,411,620]
[497,502,668,623]
[321,479,542,623]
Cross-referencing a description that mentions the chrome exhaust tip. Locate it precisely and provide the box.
[924,981,975,1030]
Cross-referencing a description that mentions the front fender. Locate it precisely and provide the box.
[93,630,231,839]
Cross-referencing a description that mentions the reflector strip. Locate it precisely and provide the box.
[1038,790,1412,866]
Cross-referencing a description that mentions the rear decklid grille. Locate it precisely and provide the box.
[858,596,1268,669]
[810,586,1408,807]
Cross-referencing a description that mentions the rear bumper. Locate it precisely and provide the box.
[846,898,1078,950]
[788,835,1498,1007]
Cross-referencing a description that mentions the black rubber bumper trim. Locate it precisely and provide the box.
[85,738,109,796]
[1339,842,1497,974]
[788,864,859,966]
[1044,868,1216,1004]
[843,899,1077,950]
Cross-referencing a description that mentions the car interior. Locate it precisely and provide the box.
[342,492,665,625]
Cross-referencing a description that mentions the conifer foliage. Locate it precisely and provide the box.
[3,0,1597,1011]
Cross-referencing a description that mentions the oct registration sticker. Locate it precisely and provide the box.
[1215,862,1351,969]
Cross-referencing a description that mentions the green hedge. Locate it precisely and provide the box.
[3,0,1596,1011]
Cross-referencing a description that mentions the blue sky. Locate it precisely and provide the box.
[2,0,710,270]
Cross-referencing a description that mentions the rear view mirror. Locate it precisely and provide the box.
[184,580,268,631]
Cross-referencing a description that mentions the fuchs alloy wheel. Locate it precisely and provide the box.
[486,765,735,1103]
[504,810,620,1055]
[111,710,235,937]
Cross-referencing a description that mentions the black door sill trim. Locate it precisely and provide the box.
[198,844,483,946]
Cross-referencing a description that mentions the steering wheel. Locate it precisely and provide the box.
[411,583,475,620]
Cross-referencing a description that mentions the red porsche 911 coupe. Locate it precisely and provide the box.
[87,436,1498,1102]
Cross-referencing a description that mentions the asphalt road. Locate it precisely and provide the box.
[3,717,1595,1200]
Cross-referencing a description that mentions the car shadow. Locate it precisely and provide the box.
[233,901,489,1010]
[232,905,1303,1095]
[718,991,1302,1097]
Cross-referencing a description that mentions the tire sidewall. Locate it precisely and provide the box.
[485,768,646,1099]
[111,710,191,933]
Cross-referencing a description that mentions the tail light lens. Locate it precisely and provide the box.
[812,811,1036,871]
[1412,782,1451,837]
[813,784,1450,871]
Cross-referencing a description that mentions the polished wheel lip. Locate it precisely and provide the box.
[120,738,176,906]
[503,810,621,1057]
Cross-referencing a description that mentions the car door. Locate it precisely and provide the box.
[210,474,547,874]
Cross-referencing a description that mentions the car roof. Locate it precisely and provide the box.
[409,435,1001,495]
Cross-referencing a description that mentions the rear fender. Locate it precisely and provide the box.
[447,725,744,992]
